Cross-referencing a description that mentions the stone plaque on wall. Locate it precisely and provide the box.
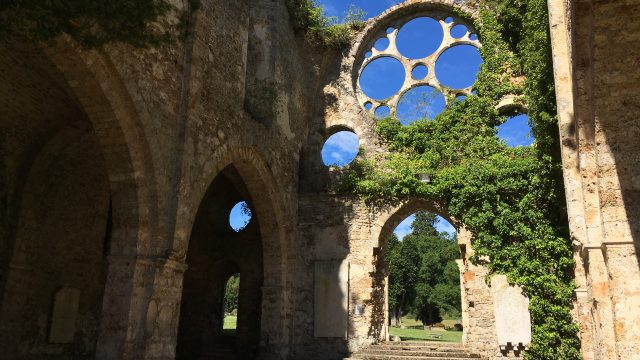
[314,260,349,338]
[48,287,81,343]
[491,275,532,348]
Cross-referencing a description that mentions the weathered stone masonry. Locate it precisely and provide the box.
[1,0,639,359]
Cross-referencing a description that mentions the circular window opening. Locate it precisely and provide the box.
[359,57,406,100]
[435,45,483,89]
[321,131,360,167]
[374,105,391,118]
[412,64,428,80]
[374,37,390,51]
[497,114,534,147]
[364,101,373,111]
[396,17,443,59]
[229,201,252,232]
[396,86,446,125]
[450,24,468,38]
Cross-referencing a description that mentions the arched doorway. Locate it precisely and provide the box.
[0,43,120,359]
[176,165,264,359]
[383,211,462,342]
[367,202,466,344]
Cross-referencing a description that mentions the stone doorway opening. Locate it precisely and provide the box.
[176,165,263,359]
[382,210,462,342]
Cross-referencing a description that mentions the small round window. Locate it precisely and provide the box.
[229,201,252,232]
[321,131,359,167]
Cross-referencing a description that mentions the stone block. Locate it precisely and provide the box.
[48,287,81,344]
[314,260,349,338]
[491,275,531,348]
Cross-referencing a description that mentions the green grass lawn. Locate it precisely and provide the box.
[389,316,462,343]
[389,326,462,343]
[222,315,237,336]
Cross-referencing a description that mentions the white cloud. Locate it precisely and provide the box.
[326,131,359,152]
[330,151,344,162]
[393,214,415,240]
[435,216,456,236]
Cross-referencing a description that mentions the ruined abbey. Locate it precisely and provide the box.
[0,0,639,359]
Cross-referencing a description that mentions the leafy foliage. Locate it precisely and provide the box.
[224,273,240,314]
[285,0,365,48]
[0,0,198,48]
[387,212,461,325]
[340,1,580,358]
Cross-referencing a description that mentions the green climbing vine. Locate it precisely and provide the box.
[336,1,581,359]
[285,0,365,48]
[0,0,200,48]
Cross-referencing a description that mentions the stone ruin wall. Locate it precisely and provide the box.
[1,0,640,359]
[0,0,317,358]
[549,0,640,359]
[298,1,530,358]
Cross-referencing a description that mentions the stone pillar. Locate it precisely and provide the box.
[0,261,34,357]
[603,244,640,359]
[95,255,187,360]
[583,247,617,360]
[260,285,291,359]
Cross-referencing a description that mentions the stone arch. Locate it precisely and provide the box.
[0,38,156,359]
[374,199,457,250]
[44,38,158,255]
[359,199,462,342]
[174,146,291,356]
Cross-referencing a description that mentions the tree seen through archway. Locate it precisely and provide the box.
[223,273,240,336]
[386,211,461,340]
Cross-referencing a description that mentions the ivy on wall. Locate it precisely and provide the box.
[285,0,365,48]
[0,0,200,48]
[332,1,581,359]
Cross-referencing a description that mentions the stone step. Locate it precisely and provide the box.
[348,355,480,360]
[381,341,463,347]
[359,349,480,358]
[345,341,483,360]
[368,345,467,352]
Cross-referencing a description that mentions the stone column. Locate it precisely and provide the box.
[95,255,187,360]
[583,247,617,360]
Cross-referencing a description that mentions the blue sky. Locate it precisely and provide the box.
[394,214,456,239]
[230,1,532,232]
[321,131,360,166]
[229,201,252,232]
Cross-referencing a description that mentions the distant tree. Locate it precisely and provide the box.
[386,233,420,326]
[224,274,240,314]
[411,211,439,237]
[386,211,461,326]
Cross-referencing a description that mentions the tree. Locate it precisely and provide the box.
[386,233,420,325]
[386,211,461,326]
[224,274,240,315]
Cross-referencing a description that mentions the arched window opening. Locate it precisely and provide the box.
[497,113,534,147]
[223,273,240,336]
